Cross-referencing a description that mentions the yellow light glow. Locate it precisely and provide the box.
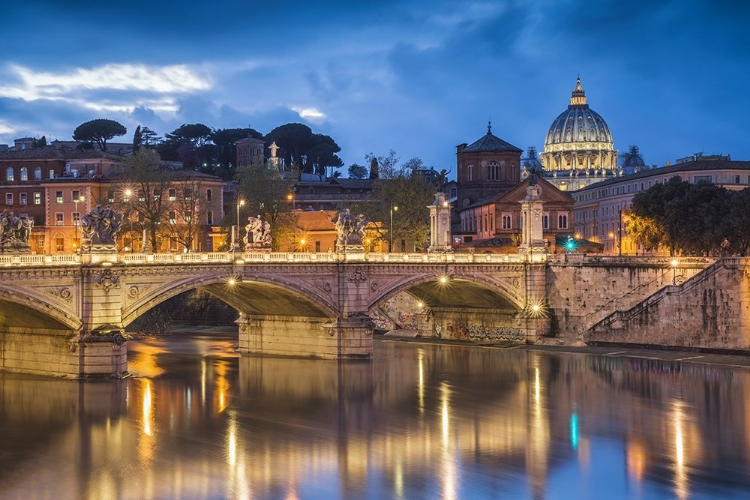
[439,275,449,284]
[671,259,679,267]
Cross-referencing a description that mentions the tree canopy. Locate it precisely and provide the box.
[627,176,750,256]
[72,119,127,151]
[265,123,343,176]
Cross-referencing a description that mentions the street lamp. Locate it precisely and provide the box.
[287,192,296,251]
[236,198,245,253]
[390,205,398,253]
[124,189,134,252]
[671,258,679,285]
[74,191,84,253]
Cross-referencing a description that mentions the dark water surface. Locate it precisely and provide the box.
[1,334,749,499]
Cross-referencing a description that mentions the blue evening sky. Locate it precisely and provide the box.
[1,0,748,175]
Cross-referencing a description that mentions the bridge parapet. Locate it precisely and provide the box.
[1,251,543,267]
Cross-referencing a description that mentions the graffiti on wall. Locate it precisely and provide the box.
[437,322,524,341]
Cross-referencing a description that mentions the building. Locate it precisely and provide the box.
[539,77,620,191]
[234,136,265,168]
[457,176,574,253]
[455,122,523,209]
[0,145,226,254]
[571,155,750,254]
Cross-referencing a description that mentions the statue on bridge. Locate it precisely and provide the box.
[330,209,368,252]
[0,210,34,253]
[244,215,272,250]
[81,204,123,252]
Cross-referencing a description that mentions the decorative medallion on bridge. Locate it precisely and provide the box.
[348,266,368,285]
[95,269,121,293]
[45,286,73,303]
[128,285,139,298]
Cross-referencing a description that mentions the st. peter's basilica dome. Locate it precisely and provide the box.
[540,77,618,174]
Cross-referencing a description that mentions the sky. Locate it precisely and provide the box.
[1,0,748,177]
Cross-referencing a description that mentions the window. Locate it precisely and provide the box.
[169,211,176,224]
[49,170,55,179]
[6,167,13,181]
[468,164,474,181]
[72,190,81,202]
[56,191,63,203]
[735,175,741,184]
[34,167,42,180]
[487,161,499,181]
[56,213,64,226]
[20,193,27,205]
[502,215,512,229]
[138,190,145,202]
[73,211,80,226]
[107,190,115,203]
[20,167,28,181]
[694,175,712,183]
[184,188,192,200]
[169,188,176,201]
[558,214,568,229]
[206,189,213,201]
[33,192,41,205]
[542,214,550,230]
[5,193,12,205]
[55,237,64,252]
[207,211,214,225]
[315,241,321,252]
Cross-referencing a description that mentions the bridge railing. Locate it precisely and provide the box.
[0,251,538,267]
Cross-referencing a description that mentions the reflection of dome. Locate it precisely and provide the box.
[541,77,618,174]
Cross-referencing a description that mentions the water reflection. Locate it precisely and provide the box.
[0,338,749,499]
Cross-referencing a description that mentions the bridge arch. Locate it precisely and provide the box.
[0,283,81,331]
[122,272,337,328]
[368,271,525,313]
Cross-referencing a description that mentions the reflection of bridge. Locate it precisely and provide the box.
[0,251,546,377]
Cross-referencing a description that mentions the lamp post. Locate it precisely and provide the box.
[671,258,679,285]
[74,191,84,253]
[124,189,134,252]
[236,198,245,253]
[287,192,296,251]
[390,205,398,253]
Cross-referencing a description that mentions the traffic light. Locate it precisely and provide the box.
[565,236,575,253]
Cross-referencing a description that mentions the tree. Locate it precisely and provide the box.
[117,149,174,252]
[234,162,295,251]
[360,152,438,252]
[157,123,212,169]
[163,176,210,252]
[140,127,160,148]
[265,123,343,176]
[365,150,400,179]
[211,127,264,177]
[132,125,143,152]
[348,164,368,179]
[72,119,127,152]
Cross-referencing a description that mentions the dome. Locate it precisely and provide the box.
[544,77,613,147]
[540,77,618,175]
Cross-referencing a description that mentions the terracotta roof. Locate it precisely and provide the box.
[296,210,337,231]
[462,122,522,153]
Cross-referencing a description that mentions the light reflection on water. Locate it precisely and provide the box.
[0,336,749,499]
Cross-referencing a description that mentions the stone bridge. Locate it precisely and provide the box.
[0,251,547,378]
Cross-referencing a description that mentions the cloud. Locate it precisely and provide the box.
[291,107,327,122]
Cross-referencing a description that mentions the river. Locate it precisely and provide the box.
[0,333,749,499]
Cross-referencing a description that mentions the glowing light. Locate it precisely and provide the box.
[671,259,679,267]
[439,275,449,285]
[570,413,579,450]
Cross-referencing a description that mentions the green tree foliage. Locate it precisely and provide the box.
[365,150,399,179]
[234,163,295,251]
[132,125,142,151]
[265,123,343,176]
[73,119,127,152]
[211,127,263,178]
[629,176,750,256]
[348,164,368,179]
[363,152,438,252]
[119,149,174,252]
[157,123,212,169]
[140,127,160,147]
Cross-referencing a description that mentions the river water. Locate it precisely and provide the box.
[1,334,749,500]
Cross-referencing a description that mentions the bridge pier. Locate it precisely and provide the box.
[237,313,372,359]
